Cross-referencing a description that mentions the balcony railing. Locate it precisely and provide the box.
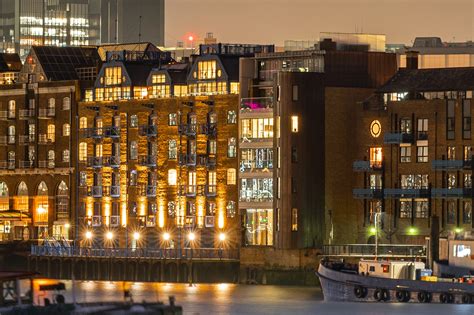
[91,186,103,198]
[322,244,426,258]
[19,135,35,145]
[18,160,34,169]
[431,188,468,198]
[178,123,197,136]
[140,185,157,197]
[384,188,430,198]
[352,161,383,172]
[138,125,158,137]
[138,155,157,167]
[198,155,216,167]
[383,132,413,144]
[38,108,55,118]
[417,131,428,141]
[179,153,197,166]
[19,109,34,119]
[0,161,14,170]
[0,111,7,120]
[239,191,273,203]
[104,156,120,168]
[38,160,55,169]
[103,126,120,138]
[352,188,383,199]
[110,215,120,227]
[240,97,274,111]
[81,127,119,139]
[0,136,6,146]
[432,159,471,170]
[31,246,240,261]
[110,185,120,197]
[38,134,54,145]
[205,185,217,197]
[200,123,217,137]
[87,156,103,168]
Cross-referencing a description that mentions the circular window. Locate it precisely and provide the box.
[217,69,222,77]
[193,71,197,78]
[370,120,382,138]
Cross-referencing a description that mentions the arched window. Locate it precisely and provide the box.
[15,182,28,212]
[35,181,48,223]
[208,111,217,124]
[227,168,236,185]
[0,182,9,210]
[226,201,236,218]
[130,141,138,160]
[8,100,15,118]
[47,124,55,142]
[228,137,236,157]
[227,110,237,124]
[48,98,55,109]
[62,149,70,162]
[56,181,69,217]
[79,142,87,161]
[62,123,70,136]
[8,125,15,144]
[130,114,138,127]
[130,170,137,186]
[168,201,176,218]
[168,169,177,185]
[48,150,55,168]
[79,117,88,129]
[62,97,70,110]
[8,151,15,169]
[168,139,177,159]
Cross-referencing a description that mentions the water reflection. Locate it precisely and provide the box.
[31,280,473,315]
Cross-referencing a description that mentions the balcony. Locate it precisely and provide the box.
[352,188,384,199]
[38,108,55,118]
[146,216,156,227]
[104,156,120,168]
[145,185,157,197]
[0,161,14,170]
[417,131,428,141]
[352,161,383,172]
[80,128,104,139]
[110,185,120,198]
[198,155,216,167]
[432,160,471,170]
[178,123,197,136]
[200,123,217,137]
[0,111,8,120]
[91,186,103,198]
[19,109,34,119]
[92,215,102,227]
[38,160,55,169]
[179,185,200,197]
[431,188,469,198]
[0,136,6,146]
[110,215,120,227]
[87,156,103,168]
[384,188,430,198]
[138,155,157,167]
[205,184,217,197]
[18,160,34,169]
[38,134,54,145]
[240,97,273,112]
[103,126,120,138]
[383,132,413,144]
[138,125,158,137]
[239,191,273,203]
[19,135,35,145]
[179,154,197,166]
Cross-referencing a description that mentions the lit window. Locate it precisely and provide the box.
[130,141,138,160]
[227,168,236,185]
[169,113,177,126]
[292,85,298,101]
[47,124,55,142]
[291,116,298,132]
[63,123,70,136]
[168,169,177,186]
[79,117,87,129]
[208,139,217,155]
[62,97,70,110]
[230,82,240,94]
[105,66,122,85]
[130,115,138,128]
[291,208,298,231]
[244,209,273,246]
[174,85,188,97]
[168,140,177,159]
[79,142,87,161]
[130,170,137,186]
[48,98,55,109]
[152,74,166,84]
[197,60,217,79]
[417,146,428,163]
[80,172,87,186]
[454,245,471,258]
[48,150,55,168]
[0,182,9,210]
[227,110,237,124]
[62,149,70,162]
[228,138,236,157]
[8,100,15,118]
[370,147,383,168]
[400,146,411,163]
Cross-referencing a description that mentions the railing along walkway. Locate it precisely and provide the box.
[323,244,426,258]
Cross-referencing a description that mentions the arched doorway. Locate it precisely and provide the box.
[53,181,69,240]
[14,182,30,240]
[34,181,49,239]
[0,182,10,241]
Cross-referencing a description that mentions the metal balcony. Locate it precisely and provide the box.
[109,215,120,227]
[138,155,157,167]
[92,215,102,227]
[103,126,120,138]
[19,135,35,145]
[109,186,120,197]
[240,97,274,111]
[0,136,6,146]
[80,128,104,139]
[38,108,55,118]
[198,155,216,167]
[0,111,8,120]
[352,188,384,199]
[104,156,120,168]
[417,132,428,141]
[38,160,55,169]
[179,154,197,166]
[146,185,157,197]
[384,188,430,198]
[432,160,471,170]
[38,134,54,145]
[431,188,469,198]
[200,123,217,137]
[138,125,158,137]
[352,161,383,172]
[383,132,413,144]
[178,123,197,136]
[87,156,103,168]
[19,109,34,119]
[205,184,217,197]
[18,160,34,169]
[91,186,103,198]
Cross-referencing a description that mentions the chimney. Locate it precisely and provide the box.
[406,50,419,69]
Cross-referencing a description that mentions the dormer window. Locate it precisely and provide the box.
[152,74,166,84]
[198,60,217,80]
[105,67,122,85]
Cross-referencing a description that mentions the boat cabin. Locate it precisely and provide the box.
[358,260,425,280]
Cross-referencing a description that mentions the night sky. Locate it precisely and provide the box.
[166,0,474,46]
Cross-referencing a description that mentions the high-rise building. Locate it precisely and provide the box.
[0,0,165,59]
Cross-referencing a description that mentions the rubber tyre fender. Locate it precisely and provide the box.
[461,294,472,304]
[374,288,384,302]
[439,293,447,304]
[396,290,406,302]
[403,291,411,302]
[446,293,454,304]
[381,289,390,302]
[354,286,367,299]
[417,291,431,303]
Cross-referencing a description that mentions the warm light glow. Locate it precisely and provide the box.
[133,232,140,240]
[106,231,113,240]
[197,203,204,228]
[408,226,418,235]
[163,232,170,241]
[85,231,92,239]
[64,223,70,229]
[188,35,194,41]
[218,210,225,229]
[369,226,376,234]
[37,206,46,214]
[121,202,127,227]
[219,233,226,242]
[188,232,195,241]
[158,205,165,228]
[291,115,299,133]
[455,227,463,233]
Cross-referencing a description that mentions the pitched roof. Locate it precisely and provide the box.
[32,46,100,81]
[0,53,22,72]
[219,55,240,81]
[376,67,474,93]
[161,63,189,84]
[124,63,155,86]
[98,42,160,61]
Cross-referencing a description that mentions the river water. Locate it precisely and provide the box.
[31,280,473,315]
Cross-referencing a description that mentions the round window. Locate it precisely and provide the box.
[370,120,382,138]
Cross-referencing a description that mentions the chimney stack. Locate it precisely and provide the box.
[406,50,419,70]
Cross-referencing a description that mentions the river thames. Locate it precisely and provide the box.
[30,280,474,315]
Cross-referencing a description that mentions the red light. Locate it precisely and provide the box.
[188,36,194,41]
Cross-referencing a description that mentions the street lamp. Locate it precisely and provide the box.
[85,231,92,240]
[106,231,113,240]
[163,232,170,241]
[188,232,195,241]
[133,232,140,241]
[219,232,226,242]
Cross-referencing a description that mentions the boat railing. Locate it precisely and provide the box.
[322,244,426,258]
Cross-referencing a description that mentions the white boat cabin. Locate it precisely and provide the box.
[358,260,425,280]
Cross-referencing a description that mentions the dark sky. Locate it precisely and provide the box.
[165,0,474,46]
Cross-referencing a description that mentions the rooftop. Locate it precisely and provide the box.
[0,53,22,72]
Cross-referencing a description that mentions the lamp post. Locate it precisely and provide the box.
[374,212,383,260]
